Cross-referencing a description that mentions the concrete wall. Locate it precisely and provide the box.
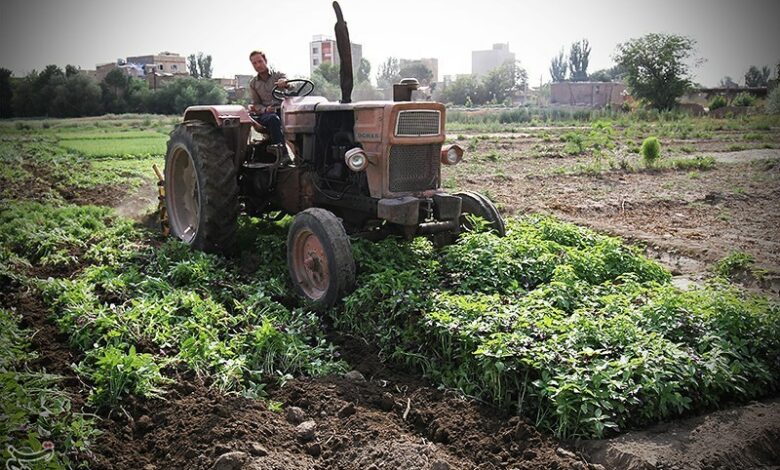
[550,82,626,107]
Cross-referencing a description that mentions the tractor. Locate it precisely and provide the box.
[162,2,505,308]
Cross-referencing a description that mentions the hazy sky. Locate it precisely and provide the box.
[1,0,778,87]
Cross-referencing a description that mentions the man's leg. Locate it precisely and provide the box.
[257,112,284,145]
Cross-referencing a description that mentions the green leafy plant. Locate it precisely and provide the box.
[714,251,755,279]
[709,95,727,110]
[732,92,756,107]
[641,136,661,168]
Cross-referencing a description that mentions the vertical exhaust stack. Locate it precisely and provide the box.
[333,1,353,104]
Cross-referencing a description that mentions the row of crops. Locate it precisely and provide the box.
[1,117,778,467]
[2,198,777,440]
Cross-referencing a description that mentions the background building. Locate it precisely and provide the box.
[126,52,188,75]
[472,43,515,76]
[309,35,362,73]
[550,82,627,107]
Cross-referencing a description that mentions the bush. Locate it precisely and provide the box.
[641,136,661,167]
[732,92,756,107]
[767,87,780,114]
[709,95,727,110]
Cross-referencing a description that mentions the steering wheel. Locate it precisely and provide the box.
[272,79,315,100]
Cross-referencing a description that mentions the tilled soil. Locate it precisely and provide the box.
[87,336,583,470]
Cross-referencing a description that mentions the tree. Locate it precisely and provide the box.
[357,58,371,83]
[101,68,130,113]
[197,53,213,79]
[441,75,484,105]
[145,76,226,114]
[51,74,103,117]
[719,76,738,88]
[569,39,591,81]
[11,71,37,117]
[35,65,66,116]
[398,61,433,86]
[187,52,213,79]
[65,64,80,78]
[482,61,528,104]
[614,33,700,110]
[588,64,625,82]
[313,63,341,85]
[744,65,771,87]
[187,54,200,78]
[0,68,12,118]
[377,57,400,89]
[549,49,567,82]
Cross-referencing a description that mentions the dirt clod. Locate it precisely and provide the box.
[285,406,306,424]
[212,451,249,470]
[248,442,268,457]
[337,402,356,418]
[344,370,366,381]
[296,420,317,442]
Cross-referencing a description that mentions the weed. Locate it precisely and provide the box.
[709,95,727,110]
[641,136,661,168]
[668,156,716,171]
[714,252,755,279]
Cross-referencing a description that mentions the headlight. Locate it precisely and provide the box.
[440,144,463,165]
[344,147,368,172]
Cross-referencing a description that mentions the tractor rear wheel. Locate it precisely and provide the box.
[287,208,356,310]
[164,122,238,254]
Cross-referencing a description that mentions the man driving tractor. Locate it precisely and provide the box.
[248,50,289,161]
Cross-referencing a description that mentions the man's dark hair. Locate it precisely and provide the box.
[249,50,267,61]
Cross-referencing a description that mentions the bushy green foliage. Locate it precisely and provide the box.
[766,87,780,114]
[441,62,527,105]
[1,309,100,466]
[334,216,779,439]
[732,92,756,107]
[0,202,139,268]
[709,95,727,110]
[77,345,167,407]
[640,136,661,167]
[714,251,755,279]
[615,33,698,110]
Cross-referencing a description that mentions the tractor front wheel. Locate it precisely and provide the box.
[457,190,506,237]
[287,208,356,309]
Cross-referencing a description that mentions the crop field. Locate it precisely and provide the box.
[1,113,779,469]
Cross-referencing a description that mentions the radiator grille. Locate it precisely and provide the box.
[395,110,441,136]
[388,144,440,192]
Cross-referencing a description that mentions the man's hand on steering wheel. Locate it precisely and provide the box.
[272,79,315,101]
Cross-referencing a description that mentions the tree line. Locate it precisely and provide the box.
[0,64,226,119]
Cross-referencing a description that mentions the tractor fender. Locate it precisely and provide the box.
[183,105,253,128]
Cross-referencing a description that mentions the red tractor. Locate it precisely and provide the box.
[163,2,504,308]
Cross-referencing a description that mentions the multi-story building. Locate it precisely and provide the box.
[309,35,362,74]
[472,43,515,76]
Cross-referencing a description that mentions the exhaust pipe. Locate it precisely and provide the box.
[333,1,353,104]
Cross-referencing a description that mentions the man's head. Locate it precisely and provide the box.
[250,50,269,75]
